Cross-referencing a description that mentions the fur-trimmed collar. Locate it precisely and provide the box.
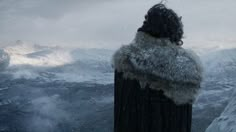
[112,31,203,104]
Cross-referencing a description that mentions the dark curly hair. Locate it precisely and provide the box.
[138,4,184,45]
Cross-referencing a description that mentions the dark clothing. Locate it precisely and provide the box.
[114,71,192,132]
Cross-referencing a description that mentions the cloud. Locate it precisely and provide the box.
[0,0,157,48]
[0,0,99,19]
[0,0,235,48]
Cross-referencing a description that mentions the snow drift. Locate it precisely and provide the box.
[0,49,10,71]
[205,89,236,132]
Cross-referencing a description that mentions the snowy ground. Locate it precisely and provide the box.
[0,41,236,132]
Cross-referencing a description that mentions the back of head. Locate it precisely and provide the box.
[138,4,184,45]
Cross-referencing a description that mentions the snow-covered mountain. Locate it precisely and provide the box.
[206,89,236,132]
[192,48,236,132]
[0,40,236,132]
[203,49,236,132]
[1,42,114,84]
[0,42,115,132]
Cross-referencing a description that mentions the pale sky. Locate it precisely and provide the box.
[0,0,235,48]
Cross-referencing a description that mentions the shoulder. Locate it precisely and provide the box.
[112,44,134,73]
[113,41,203,84]
[112,32,203,104]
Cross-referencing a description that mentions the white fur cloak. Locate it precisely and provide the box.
[112,31,203,104]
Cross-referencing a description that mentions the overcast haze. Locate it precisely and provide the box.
[0,0,235,48]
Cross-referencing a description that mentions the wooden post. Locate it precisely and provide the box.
[114,71,192,132]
